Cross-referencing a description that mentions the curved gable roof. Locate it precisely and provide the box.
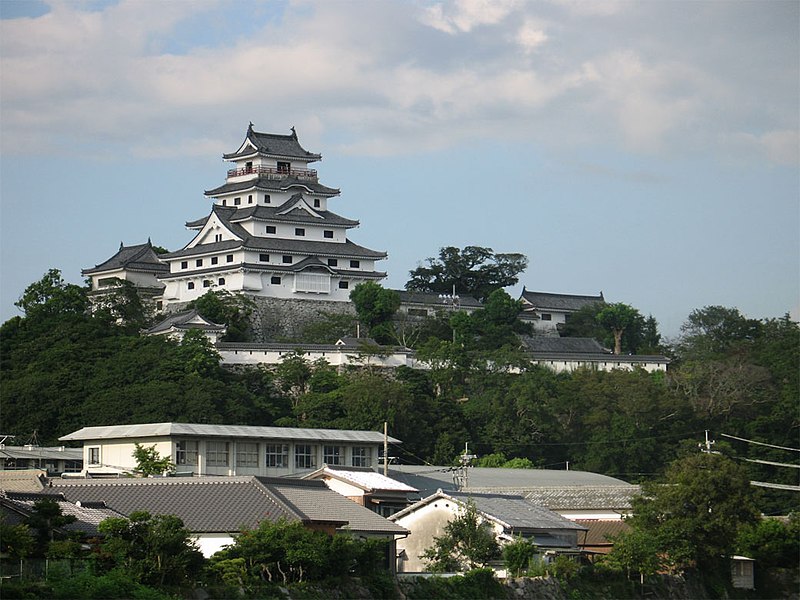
[223,125,322,162]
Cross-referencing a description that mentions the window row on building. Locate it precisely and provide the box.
[219,194,324,208]
[172,440,373,470]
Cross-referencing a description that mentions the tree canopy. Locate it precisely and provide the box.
[406,246,527,301]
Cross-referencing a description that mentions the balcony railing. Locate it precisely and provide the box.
[227,165,318,180]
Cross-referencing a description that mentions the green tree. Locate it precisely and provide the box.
[676,305,763,359]
[627,452,759,573]
[503,537,538,576]
[422,500,501,572]
[349,282,400,343]
[406,246,528,302]
[0,519,35,559]
[133,443,175,476]
[605,528,665,583]
[736,514,800,570]
[15,269,88,320]
[190,290,254,342]
[91,278,150,330]
[596,303,642,355]
[98,511,204,587]
[25,498,78,557]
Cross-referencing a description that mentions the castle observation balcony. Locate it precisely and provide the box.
[228,165,318,180]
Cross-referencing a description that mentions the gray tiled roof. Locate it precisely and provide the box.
[49,476,405,536]
[59,423,398,444]
[161,237,386,261]
[0,446,83,462]
[0,470,47,493]
[217,341,412,354]
[521,337,610,354]
[222,126,321,161]
[396,290,483,309]
[267,479,408,535]
[83,242,168,276]
[390,489,585,534]
[218,202,358,227]
[520,289,605,312]
[2,491,125,535]
[143,310,226,335]
[522,486,640,510]
[205,175,338,197]
[387,466,632,499]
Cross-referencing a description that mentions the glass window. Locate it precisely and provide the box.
[265,444,289,468]
[266,226,276,234]
[277,161,290,173]
[295,444,317,469]
[323,445,344,465]
[260,254,269,262]
[295,228,305,236]
[196,259,203,267]
[206,441,229,467]
[236,442,259,468]
[282,255,292,264]
[218,278,225,286]
[181,261,188,269]
[541,313,552,321]
[203,280,211,288]
[328,258,338,267]
[234,197,241,206]
[324,230,334,238]
[352,446,371,467]
[338,280,349,289]
[211,256,218,265]
[176,440,198,466]
[350,260,360,268]
[187,282,195,290]
[226,254,234,263]
[271,276,282,285]
[88,447,101,465]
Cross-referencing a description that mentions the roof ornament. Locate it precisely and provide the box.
[119,241,124,249]
[290,126,297,139]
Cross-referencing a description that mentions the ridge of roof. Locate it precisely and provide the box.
[222,125,322,161]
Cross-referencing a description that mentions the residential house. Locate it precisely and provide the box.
[50,476,408,562]
[389,489,587,573]
[58,422,398,477]
[303,465,418,517]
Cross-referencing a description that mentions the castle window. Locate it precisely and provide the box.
[277,161,290,173]
[264,194,271,204]
[328,258,338,267]
[248,194,253,204]
[266,226,276,234]
[211,256,218,265]
[324,230,334,239]
[314,199,321,208]
[259,254,269,262]
[214,234,222,242]
[282,255,292,264]
[541,313,552,321]
[196,259,203,267]
[187,282,195,290]
[181,261,188,269]
[218,278,225,286]
[271,276,282,285]
[226,254,234,262]
[350,260,360,268]
[245,161,253,173]
[295,228,305,236]
[338,280,349,290]
[234,197,241,206]
[203,280,212,288]
[222,199,227,206]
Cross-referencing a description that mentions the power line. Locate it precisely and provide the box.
[721,433,800,453]
[750,481,800,492]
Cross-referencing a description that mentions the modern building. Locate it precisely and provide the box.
[0,445,83,475]
[59,422,398,477]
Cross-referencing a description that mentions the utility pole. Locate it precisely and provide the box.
[384,421,389,476]
[699,430,716,454]
[453,442,476,491]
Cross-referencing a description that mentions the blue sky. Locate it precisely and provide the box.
[1,0,797,338]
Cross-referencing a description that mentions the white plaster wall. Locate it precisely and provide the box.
[194,533,235,558]
[323,478,366,499]
[85,438,172,474]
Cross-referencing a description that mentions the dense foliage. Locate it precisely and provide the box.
[2,271,798,519]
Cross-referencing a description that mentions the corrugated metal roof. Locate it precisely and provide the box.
[59,423,399,444]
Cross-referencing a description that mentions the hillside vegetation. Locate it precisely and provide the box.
[1,267,797,516]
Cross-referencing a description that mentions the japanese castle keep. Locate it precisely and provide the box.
[84,124,387,338]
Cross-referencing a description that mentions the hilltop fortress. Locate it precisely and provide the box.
[83,124,668,372]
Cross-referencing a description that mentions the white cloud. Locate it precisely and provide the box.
[419,0,521,34]
[516,18,549,53]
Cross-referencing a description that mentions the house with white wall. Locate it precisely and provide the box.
[519,289,605,335]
